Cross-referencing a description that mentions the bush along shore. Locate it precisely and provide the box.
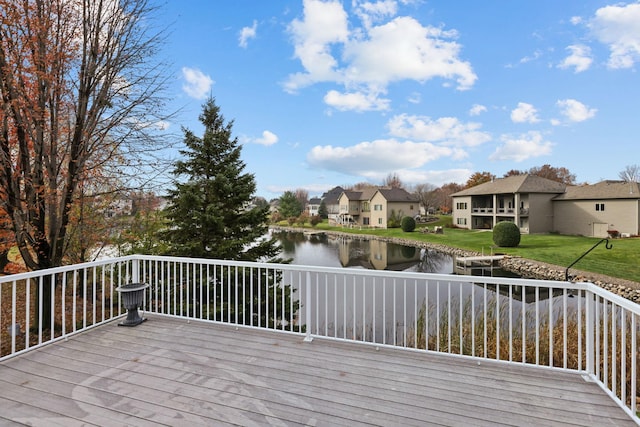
[271,226,640,304]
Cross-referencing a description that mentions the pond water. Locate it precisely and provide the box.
[271,229,513,277]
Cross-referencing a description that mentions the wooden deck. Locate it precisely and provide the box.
[0,315,635,426]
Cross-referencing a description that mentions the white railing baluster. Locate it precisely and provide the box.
[521,284,526,364]
[577,289,582,371]
[548,287,553,367]
[631,314,637,415]
[563,289,567,369]
[11,280,16,354]
[586,290,595,375]
[496,283,500,360]
[305,272,312,342]
[535,286,539,365]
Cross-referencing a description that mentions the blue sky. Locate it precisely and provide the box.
[155,0,640,200]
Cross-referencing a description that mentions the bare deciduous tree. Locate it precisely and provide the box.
[414,183,437,214]
[0,0,172,272]
[0,0,172,328]
[619,165,640,183]
[383,172,404,189]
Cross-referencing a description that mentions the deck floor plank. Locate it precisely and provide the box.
[0,315,635,427]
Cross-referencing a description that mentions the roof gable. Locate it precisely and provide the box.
[375,187,419,202]
[452,174,566,197]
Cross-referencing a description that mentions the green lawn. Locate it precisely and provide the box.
[292,217,640,283]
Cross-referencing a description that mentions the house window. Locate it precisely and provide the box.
[363,217,370,225]
[378,218,383,225]
[456,202,467,210]
[457,218,467,225]
[374,204,383,211]
[409,205,414,210]
[596,203,605,211]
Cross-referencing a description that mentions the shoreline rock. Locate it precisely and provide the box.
[271,226,640,304]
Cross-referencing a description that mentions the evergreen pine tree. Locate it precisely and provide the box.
[163,98,279,262]
[318,200,328,219]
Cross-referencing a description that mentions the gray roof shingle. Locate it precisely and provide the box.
[452,174,567,197]
[554,180,640,200]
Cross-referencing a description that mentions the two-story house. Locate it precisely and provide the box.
[451,174,566,234]
[320,186,344,222]
[337,187,419,229]
[451,175,640,237]
[306,197,322,217]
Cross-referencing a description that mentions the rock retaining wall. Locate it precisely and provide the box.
[271,226,640,304]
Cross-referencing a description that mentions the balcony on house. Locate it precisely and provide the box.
[0,255,638,425]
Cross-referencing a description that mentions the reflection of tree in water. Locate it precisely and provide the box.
[400,245,416,259]
[415,249,449,273]
[271,231,305,253]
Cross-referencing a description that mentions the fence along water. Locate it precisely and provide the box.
[0,255,638,421]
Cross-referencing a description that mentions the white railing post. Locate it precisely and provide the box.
[131,257,140,283]
[585,288,595,375]
[304,271,313,342]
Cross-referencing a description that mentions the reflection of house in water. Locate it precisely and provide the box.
[336,238,421,270]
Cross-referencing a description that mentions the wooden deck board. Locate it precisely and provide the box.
[0,315,635,427]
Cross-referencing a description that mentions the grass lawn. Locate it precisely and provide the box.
[288,216,640,283]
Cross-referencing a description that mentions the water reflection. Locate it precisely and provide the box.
[271,230,452,273]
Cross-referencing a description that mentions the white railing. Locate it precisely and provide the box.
[0,257,141,359]
[1,254,638,422]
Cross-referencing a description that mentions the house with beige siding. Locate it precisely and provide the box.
[553,180,640,238]
[451,175,640,237]
[451,175,566,234]
[336,187,419,229]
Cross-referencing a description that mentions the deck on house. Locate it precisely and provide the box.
[0,315,635,427]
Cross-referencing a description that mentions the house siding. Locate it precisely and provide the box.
[527,193,556,233]
[554,199,640,237]
[369,192,387,227]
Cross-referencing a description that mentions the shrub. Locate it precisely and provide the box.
[492,221,521,247]
[309,215,322,227]
[401,216,416,232]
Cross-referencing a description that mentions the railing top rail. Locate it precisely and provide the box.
[0,255,140,284]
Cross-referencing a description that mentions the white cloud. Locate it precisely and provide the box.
[469,104,487,116]
[489,131,553,162]
[570,16,583,25]
[342,17,476,90]
[407,92,421,104]
[353,0,398,29]
[307,139,453,175]
[155,120,170,131]
[589,2,640,69]
[284,0,349,91]
[285,0,477,111]
[324,89,390,111]
[556,99,597,122]
[387,114,491,147]
[253,130,279,146]
[181,67,214,99]
[510,102,540,124]
[239,20,258,48]
[558,44,592,73]
[519,49,542,64]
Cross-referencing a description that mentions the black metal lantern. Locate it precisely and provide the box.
[115,282,150,326]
